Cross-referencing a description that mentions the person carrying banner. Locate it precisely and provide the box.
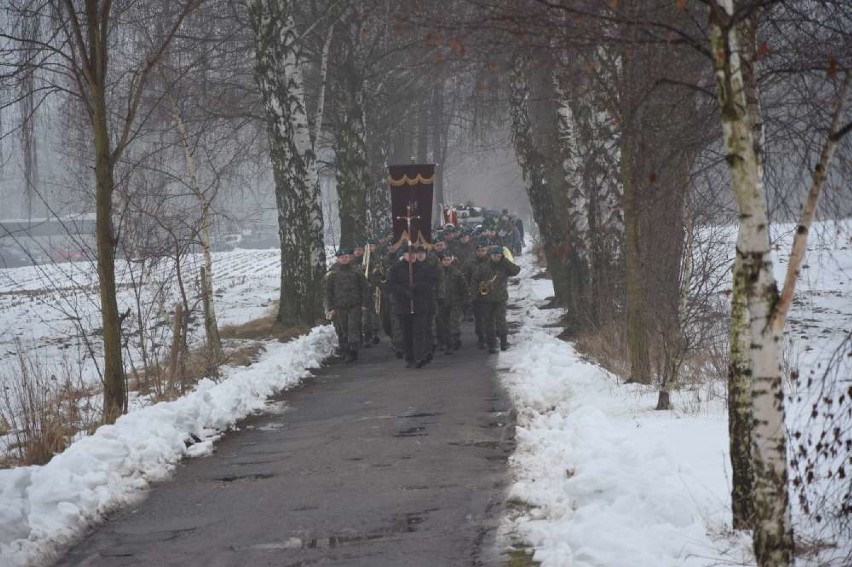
[470,245,520,354]
[388,245,436,368]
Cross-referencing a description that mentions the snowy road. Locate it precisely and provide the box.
[52,324,514,567]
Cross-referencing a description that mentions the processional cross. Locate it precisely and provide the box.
[396,202,420,314]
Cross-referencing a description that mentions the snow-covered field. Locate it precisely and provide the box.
[0,220,849,566]
[0,248,282,376]
[498,220,852,566]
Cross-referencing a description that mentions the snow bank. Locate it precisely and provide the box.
[0,325,336,567]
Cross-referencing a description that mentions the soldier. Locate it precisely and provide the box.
[470,245,520,354]
[325,247,368,362]
[352,242,366,265]
[388,245,437,368]
[443,224,459,253]
[384,244,406,358]
[470,237,492,349]
[437,253,468,354]
[418,245,441,357]
[454,228,476,321]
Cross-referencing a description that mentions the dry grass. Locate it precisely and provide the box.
[135,313,309,403]
[1,306,314,467]
[574,320,631,379]
[506,548,540,567]
[220,314,312,343]
[0,348,99,467]
[221,341,267,367]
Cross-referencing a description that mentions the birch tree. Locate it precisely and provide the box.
[248,0,328,326]
[709,1,792,562]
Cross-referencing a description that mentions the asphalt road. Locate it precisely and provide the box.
[53,323,516,567]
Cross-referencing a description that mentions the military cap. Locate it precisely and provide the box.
[336,247,353,256]
[488,245,503,255]
[433,234,444,243]
[444,224,457,232]
[476,237,491,248]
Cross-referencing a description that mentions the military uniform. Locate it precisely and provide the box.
[383,248,405,357]
[470,247,521,353]
[437,258,468,353]
[453,233,476,322]
[325,250,368,361]
[470,239,492,349]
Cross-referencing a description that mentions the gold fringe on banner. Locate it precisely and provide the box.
[388,173,436,186]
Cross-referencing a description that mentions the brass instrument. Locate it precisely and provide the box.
[478,274,498,296]
[363,244,371,277]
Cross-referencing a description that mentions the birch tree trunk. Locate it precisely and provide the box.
[551,54,590,332]
[249,0,327,326]
[728,10,763,530]
[163,86,221,361]
[709,2,793,564]
[572,61,624,327]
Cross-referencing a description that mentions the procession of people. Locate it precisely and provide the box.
[324,215,523,368]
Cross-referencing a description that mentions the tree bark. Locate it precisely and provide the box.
[334,19,370,248]
[249,0,327,327]
[508,53,566,303]
[93,84,126,422]
[549,54,590,332]
[709,3,793,564]
[728,10,762,530]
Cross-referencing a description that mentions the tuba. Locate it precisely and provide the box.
[478,274,498,296]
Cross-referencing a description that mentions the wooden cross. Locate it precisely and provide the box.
[396,202,420,314]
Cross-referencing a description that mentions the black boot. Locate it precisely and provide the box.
[362,331,372,348]
[488,341,498,354]
[500,335,509,351]
[347,343,358,362]
[477,334,485,350]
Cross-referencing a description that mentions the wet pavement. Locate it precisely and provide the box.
[53,323,515,567]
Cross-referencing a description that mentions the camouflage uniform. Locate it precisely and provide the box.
[470,245,492,348]
[325,261,368,361]
[437,261,468,353]
[383,249,406,357]
[470,254,520,353]
[453,236,476,321]
[424,249,444,352]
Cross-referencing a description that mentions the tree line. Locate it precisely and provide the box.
[1,1,850,565]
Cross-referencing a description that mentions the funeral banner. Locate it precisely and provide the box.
[389,163,435,247]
